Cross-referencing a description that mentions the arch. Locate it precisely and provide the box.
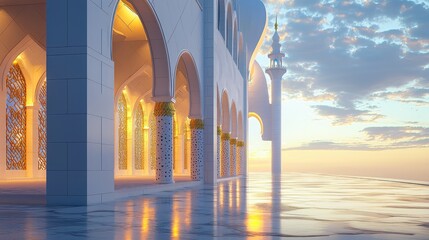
[221,90,230,132]
[217,0,226,39]
[5,63,27,170]
[111,0,172,100]
[134,102,144,170]
[248,112,264,136]
[173,51,202,119]
[217,85,222,126]
[233,16,238,63]
[37,79,47,171]
[231,101,238,138]
[117,92,128,170]
[226,2,233,54]
[0,35,35,91]
[238,111,243,140]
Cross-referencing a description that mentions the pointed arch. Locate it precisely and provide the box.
[217,0,226,39]
[233,16,238,63]
[226,2,233,54]
[248,112,264,136]
[134,102,144,170]
[110,0,172,100]
[37,78,47,171]
[231,101,237,138]
[221,90,231,132]
[238,111,243,140]
[5,63,27,170]
[174,51,202,119]
[117,92,128,170]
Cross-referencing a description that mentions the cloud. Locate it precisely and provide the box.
[286,141,376,151]
[312,105,383,125]
[261,0,429,124]
[285,125,429,151]
[363,126,429,141]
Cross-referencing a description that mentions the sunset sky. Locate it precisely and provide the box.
[249,0,429,181]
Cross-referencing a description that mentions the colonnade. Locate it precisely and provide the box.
[217,126,245,178]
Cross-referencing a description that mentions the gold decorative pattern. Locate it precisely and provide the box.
[230,138,237,145]
[217,126,222,135]
[149,114,156,170]
[190,119,204,129]
[38,80,47,170]
[237,141,245,147]
[134,104,144,170]
[221,132,230,141]
[118,93,127,170]
[154,102,175,116]
[6,63,27,170]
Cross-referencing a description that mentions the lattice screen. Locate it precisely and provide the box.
[38,80,47,170]
[118,93,127,170]
[134,104,144,170]
[6,63,27,170]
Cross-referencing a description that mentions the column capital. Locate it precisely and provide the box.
[237,141,245,147]
[190,119,204,129]
[221,132,230,140]
[217,126,222,135]
[154,102,175,117]
[230,138,237,145]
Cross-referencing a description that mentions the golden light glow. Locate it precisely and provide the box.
[171,200,180,239]
[246,212,264,233]
[248,112,264,135]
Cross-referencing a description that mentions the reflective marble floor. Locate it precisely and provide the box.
[0,173,428,239]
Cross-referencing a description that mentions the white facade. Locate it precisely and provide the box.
[0,0,267,205]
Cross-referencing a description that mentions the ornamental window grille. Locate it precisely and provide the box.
[149,114,156,170]
[134,104,144,170]
[118,93,127,170]
[38,80,47,170]
[6,63,27,170]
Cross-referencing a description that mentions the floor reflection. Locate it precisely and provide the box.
[0,173,428,239]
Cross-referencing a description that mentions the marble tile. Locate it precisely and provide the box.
[0,173,428,239]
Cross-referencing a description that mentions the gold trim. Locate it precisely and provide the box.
[230,138,237,145]
[190,119,204,129]
[154,102,175,116]
[217,126,222,135]
[237,141,245,147]
[221,133,230,141]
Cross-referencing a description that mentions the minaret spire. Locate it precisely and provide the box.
[275,15,278,31]
[265,16,287,176]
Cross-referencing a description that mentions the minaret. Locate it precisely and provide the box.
[265,16,286,176]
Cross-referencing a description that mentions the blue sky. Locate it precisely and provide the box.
[253,0,429,152]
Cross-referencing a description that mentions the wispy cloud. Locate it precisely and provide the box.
[261,0,429,125]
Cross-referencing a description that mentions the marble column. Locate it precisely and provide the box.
[237,140,244,175]
[216,126,222,178]
[221,133,230,177]
[230,138,237,176]
[190,119,204,180]
[154,102,175,184]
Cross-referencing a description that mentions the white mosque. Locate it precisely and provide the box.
[0,0,284,205]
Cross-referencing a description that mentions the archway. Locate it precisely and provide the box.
[112,0,169,179]
[248,113,270,173]
[226,3,233,54]
[172,51,202,178]
[0,37,46,180]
